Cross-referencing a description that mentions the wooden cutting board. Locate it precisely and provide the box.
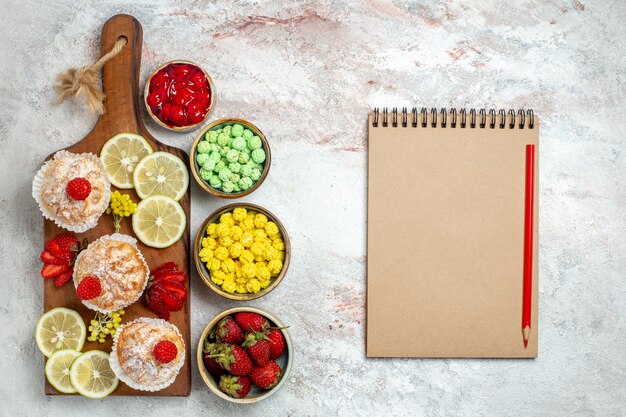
[42,14,191,396]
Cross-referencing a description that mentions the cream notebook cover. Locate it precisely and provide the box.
[367,108,539,358]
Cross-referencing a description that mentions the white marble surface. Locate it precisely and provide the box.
[1,0,625,416]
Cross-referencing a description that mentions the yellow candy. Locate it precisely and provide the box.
[268,259,283,275]
[253,229,267,242]
[203,237,217,249]
[220,212,235,227]
[246,279,261,293]
[264,247,279,261]
[207,258,221,272]
[216,223,230,237]
[211,270,226,285]
[222,281,236,293]
[256,265,271,281]
[236,276,247,284]
[240,218,255,231]
[229,242,244,258]
[207,223,218,237]
[242,263,256,278]
[240,250,254,263]
[232,207,247,221]
[260,279,270,289]
[240,232,254,248]
[222,258,236,273]
[265,222,279,237]
[219,235,234,247]
[215,246,229,260]
[235,284,247,294]
[199,247,213,260]
[254,213,268,228]
[250,242,264,257]
[230,225,243,241]
[272,239,285,251]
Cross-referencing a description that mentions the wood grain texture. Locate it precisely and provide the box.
[42,14,191,396]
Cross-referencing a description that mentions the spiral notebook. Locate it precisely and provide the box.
[367,107,539,358]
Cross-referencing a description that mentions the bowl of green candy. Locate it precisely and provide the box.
[190,118,271,198]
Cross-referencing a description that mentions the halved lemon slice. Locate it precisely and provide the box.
[36,307,86,358]
[69,350,119,399]
[100,133,153,189]
[132,195,186,248]
[45,349,81,394]
[132,151,189,201]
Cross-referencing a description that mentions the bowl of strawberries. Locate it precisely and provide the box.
[197,307,292,403]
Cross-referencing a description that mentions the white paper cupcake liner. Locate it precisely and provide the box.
[73,233,150,314]
[32,150,111,233]
[109,317,186,391]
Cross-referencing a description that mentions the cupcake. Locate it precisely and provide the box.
[73,234,149,313]
[32,150,111,233]
[110,317,185,391]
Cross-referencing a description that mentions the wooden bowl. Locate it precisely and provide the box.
[194,203,290,300]
[189,118,271,198]
[144,60,216,132]
[197,307,293,403]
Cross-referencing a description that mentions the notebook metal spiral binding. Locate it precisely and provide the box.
[372,107,535,129]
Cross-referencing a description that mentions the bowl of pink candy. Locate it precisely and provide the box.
[144,60,216,132]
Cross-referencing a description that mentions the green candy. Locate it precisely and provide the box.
[209,143,220,154]
[231,124,244,137]
[231,136,246,150]
[215,128,223,134]
[209,175,222,189]
[222,125,232,136]
[217,133,230,146]
[206,131,219,143]
[238,152,250,164]
[203,159,216,171]
[199,167,213,181]
[219,146,230,157]
[239,177,253,190]
[242,129,254,140]
[197,141,211,154]
[233,183,241,192]
[231,173,241,183]
[209,151,221,163]
[250,168,262,181]
[251,148,266,164]
[218,168,232,182]
[229,162,241,174]
[226,149,239,163]
[222,181,234,193]
[215,160,226,172]
[247,135,262,150]
[196,153,210,166]
[240,165,252,177]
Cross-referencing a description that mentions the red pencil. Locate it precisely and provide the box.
[522,144,535,347]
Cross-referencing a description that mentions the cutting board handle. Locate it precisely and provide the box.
[93,14,145,136]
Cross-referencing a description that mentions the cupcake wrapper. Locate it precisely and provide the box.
[109,317,186,392]
[73,233,150,314]
[32,150,111,233]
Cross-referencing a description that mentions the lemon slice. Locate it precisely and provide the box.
[132,151,189,201]
[36,307,86,358]
[100,133,153,189]
[69,351,119,399]
[132,195,186,248]
[45,349,81,394]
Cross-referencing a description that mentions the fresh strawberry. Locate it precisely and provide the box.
[40,250,66,265]
[76,276,101,300]
[214,316,245,345]
[143,290,170,320]
[202,342,226,377]
[66,177,91,200]
[267,329,287,359]
[53,268,73,287]
[234,312,269,333]
[153,340,178,364]
[250,360,282,390]
[45,233,80,261]
[216,345,253,376]
[41,263,69,279]
[244,336,270,367]
[218,375,251,398]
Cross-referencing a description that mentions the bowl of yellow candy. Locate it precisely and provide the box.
[194,203,290,300]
